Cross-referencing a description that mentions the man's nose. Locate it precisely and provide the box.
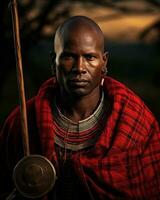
[72,57,86,73]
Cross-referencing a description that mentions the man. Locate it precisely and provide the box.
[0,16,160,200]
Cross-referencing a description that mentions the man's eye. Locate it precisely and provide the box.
[85,55,96,61]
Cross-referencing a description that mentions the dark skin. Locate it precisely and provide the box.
[54,17,108,122]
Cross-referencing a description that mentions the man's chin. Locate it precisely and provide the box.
[68,88,89,97]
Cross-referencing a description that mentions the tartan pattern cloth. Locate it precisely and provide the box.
[0,76,160,199]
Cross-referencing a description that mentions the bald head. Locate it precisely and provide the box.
[52,16,108,99]
[54,16,105,53]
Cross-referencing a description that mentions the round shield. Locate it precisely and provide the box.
[13,155,57,199]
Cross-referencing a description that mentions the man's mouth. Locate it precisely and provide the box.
[69,79,89,87]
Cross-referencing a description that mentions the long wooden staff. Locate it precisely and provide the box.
[8,2,57,199]
[10,0,30,156]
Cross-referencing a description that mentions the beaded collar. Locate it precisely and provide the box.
[52,92,108,151]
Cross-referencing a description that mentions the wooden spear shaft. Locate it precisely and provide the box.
[10,0,30,156]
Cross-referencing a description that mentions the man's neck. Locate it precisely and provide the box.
[57,89,101,122]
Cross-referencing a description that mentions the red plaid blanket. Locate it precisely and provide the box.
[0,77,160,199]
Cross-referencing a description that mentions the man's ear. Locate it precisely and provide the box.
[102,51,109,75]
[103,51,109,66]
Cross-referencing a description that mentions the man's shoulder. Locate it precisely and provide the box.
[4,97,36,126]
[37,78,56,97]
[104,76,136,97]
[104,76,146,106]
[103,76,159,149]
[2,77,56,128]
[104,76,156,122]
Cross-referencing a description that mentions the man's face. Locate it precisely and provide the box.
[54,27,107,97]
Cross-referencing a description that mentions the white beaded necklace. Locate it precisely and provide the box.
[52,92,108,151]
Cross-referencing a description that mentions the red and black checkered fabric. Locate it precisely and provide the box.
[0,77,160,199]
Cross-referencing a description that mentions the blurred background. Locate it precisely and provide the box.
[0,0,160,128]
